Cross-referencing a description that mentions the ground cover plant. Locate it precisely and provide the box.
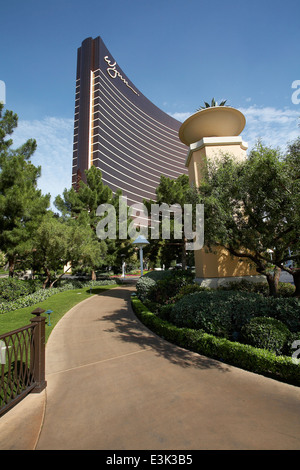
[134,272,300,385]
[0,278,118,314]
[0,279,119,341]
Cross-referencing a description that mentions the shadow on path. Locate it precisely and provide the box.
[94,286,230,374]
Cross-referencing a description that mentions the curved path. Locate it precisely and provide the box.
[1,283,300,450]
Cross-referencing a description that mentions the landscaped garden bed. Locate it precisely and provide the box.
[0,277,119,340]
[132,270,300,386]
[0,277,120,314]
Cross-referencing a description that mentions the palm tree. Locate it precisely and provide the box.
[197,98,227,111]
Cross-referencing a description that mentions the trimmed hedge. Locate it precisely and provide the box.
[131,296,300,387]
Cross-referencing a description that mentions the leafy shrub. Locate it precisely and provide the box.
[266,297,300,333]
[143,299,160,314]
[169,289,300,337]
[0,279,117,314]
[60,278,118,288]
[157,303,174,321]
[218,279,267,294]
[0,278,43,302]
[170,283,212,303]
[136,276,156,301]
[284,332,300,357]
[137,269,194,303]
[142,270,174,281]
[170,291,232,338]
[218,279,295,297]
[240,317,292,355]
[131,296,300,386]
[277,282,296,297]
[147,274,193,304]
[169,290,264,338]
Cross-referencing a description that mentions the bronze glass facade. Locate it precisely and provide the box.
[72,36,188,205]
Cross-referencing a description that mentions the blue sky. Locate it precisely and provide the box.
[1,0,299,206]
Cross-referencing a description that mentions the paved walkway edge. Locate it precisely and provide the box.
[0,294,98,450]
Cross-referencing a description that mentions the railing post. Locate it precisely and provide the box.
[30,308,47,393]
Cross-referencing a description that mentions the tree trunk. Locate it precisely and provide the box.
[43,268,51,289]
[181,239,187,270]
[50,265,72,288]
[91,269,96,281]
[8,257,15,278]
[265,266,281,297]
[226,245,282,298]
[276,266,300,298]
[292,269,300,297]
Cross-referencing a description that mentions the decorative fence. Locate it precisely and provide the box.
[0,308,47,417]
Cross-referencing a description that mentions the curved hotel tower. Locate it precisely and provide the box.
[72,36,188,205]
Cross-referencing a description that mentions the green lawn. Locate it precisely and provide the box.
[0,285,117,342]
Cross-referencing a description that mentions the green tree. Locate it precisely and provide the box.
[31,212,69,288]
[197,140,300,296]
[273,137,300,295]
[31,211,108,288]
[55,165,133,276]
[67,210,108,279]
[0,104,50,276]
[143,174,195,269]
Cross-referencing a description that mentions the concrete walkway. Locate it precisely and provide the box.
[1,283,300,450]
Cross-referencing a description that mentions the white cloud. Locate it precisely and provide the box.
[170,112,193,122]
[12,116,74,208]
[239,106,299,150]
[169,106,300,151]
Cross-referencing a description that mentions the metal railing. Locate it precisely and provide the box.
[0,308,47,417]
